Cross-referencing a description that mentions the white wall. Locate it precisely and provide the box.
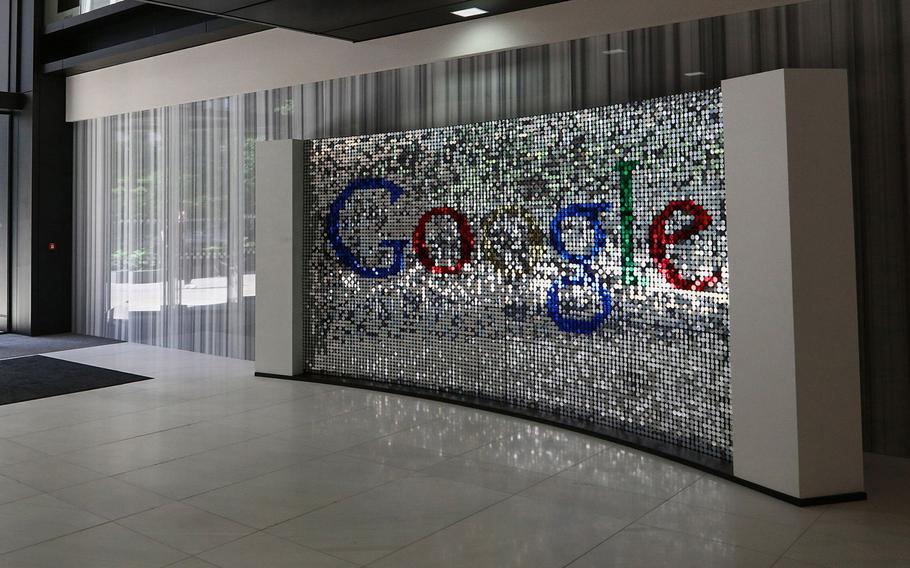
[254,140,305,377]
[66,0,807,121]
[724,69,864,500]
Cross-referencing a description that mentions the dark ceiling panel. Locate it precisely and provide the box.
[149,0,264,12]
[42,2,268,75]
[327,0,570,41]
[230,0,463,33]
[139,0,569,41]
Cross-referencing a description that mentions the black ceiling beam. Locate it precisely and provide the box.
[42,2,270,76]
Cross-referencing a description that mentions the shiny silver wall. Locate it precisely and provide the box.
[303,91,729,462]
[74,0,910,457]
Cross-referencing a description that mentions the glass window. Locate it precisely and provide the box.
[46,0,125,24]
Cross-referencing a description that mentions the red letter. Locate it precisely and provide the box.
[649,200,722,291]
[412,208,475,275]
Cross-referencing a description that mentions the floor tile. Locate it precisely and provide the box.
[271,422,392,452]
[118,502,255,555]
[771,559,824,567]
[519,474,665,522]
[556,445,702,499]
[270,404,441,451]
[186,454,411,529]
[0,494,107,553]
[11,406,203,455]
[60,422,259,476]
[379,413,517,455]
[0,456,106,492]
[0,473,41,505]
[52,477,172,520]
[0,439,48,466]
[187,386,321,421]
[820,453,910,519]
[0,394,163,438]
[209,390,373,435]
[0,522,187,568]
[463,425,607,475]
[566,524,778,568]
[638,500,806,555]
[784,512,910,566]
[819,507,910,527]
[116,436,327,499]
[343,435,451,471]
[421,456,549,494]
[199,532,356,568]
[370,494,628,568]
[165,559,219,568]
[88,385,189,410]
[124,379,248,404]
[672,476,821,528]
[269,476,509,564]
[0,407,106,438]
[366,394,463,424]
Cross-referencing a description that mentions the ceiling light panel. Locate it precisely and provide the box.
[452,7,489,17]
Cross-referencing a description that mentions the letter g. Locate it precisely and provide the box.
[326,178,407,279]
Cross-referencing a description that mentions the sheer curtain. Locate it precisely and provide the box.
[74,100,256,359]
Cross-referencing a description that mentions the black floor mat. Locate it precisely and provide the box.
[0,356,151,405]
[0,333,122,360]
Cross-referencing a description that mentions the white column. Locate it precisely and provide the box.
[254,139,304,377]
[723,69,864,500]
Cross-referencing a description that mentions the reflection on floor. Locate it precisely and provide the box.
[0,343,903,567]
[0,333,120,360]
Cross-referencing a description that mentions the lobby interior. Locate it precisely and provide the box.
[0,0,909,566]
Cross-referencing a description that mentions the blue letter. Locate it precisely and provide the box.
[326,178,407,278]
[547,203,612,334]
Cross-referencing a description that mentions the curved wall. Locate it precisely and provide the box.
[301,90,729,462]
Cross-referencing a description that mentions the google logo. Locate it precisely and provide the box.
[326,163,723,334]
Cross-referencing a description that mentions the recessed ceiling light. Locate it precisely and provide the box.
[684,71,706,77]
[452,7,489,17]
[603,49,627,55]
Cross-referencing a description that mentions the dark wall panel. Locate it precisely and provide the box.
[0,0,73,335]
[6,0,75,336]
[0,0,11,332]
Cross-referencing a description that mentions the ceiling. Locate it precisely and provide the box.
[139,0,570,42]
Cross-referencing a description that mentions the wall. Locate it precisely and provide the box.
[73,0,910,457]
[299,91,729,463]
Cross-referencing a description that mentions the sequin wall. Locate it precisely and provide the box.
[302,89,729,461]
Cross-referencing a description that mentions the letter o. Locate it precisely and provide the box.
[479,206,545,278]
[412,207,475,275]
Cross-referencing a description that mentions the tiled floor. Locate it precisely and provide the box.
[0,343,905,567]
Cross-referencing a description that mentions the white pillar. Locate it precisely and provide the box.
[254,139,304,377]
[723,69,864,500]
